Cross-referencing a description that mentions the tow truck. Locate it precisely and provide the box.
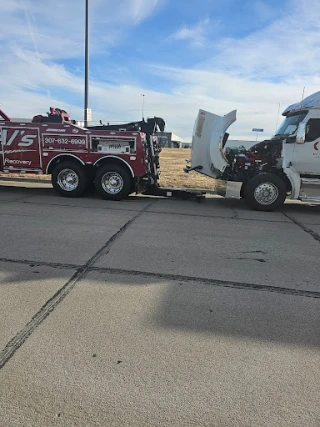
[1,90,320,211]
[0,107,165,201]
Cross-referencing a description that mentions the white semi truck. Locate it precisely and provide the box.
[186,91,320,211]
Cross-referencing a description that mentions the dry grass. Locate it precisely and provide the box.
[159,148,214,189]
[0,148,215,189]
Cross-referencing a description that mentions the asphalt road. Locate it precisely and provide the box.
[0,182,319,427]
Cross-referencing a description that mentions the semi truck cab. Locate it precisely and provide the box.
[188,91,320,211]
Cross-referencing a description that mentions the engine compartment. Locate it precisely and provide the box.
[222,137,284,183]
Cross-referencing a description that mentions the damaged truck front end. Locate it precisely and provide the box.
[185,109,244,198]
[185,109,292,210]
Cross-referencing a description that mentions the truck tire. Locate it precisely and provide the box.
[95,164,132,200]
[52,162,88,198]
[244,173,286,211]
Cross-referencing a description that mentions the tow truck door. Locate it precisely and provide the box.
[1,126,42,171]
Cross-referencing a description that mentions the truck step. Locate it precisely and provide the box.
[301,178,320,185]
[299,197,320,203]
[300,178,320,200]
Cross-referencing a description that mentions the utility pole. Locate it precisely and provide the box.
[141,94,145,120]
[84,0,89,127]
[275,102,281,134]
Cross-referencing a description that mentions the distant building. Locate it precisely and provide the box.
[156,132,187,148]
[181,141,192,149]
[156,132,172,147]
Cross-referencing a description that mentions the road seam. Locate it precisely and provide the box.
[4,199,296,224]
[282,212,320,243]
[0,257,79,269]
[1,257,319,299]
[0,200,156,369]
[90,267,320,299]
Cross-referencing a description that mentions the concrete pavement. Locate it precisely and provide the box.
[0,183,319,426]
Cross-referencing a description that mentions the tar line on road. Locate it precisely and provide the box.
[1,256,320,299]
[282,212,320,243]
[0,200,156,370]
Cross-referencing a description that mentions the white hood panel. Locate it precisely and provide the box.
[191,109,237,178]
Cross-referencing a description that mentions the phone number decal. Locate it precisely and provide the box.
[44,137,86,145]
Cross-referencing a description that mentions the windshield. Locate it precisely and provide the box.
[275,110,308,136]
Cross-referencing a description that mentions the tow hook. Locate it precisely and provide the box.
[184,165,203,173]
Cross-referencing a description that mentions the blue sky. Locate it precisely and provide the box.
[1,0,320,140]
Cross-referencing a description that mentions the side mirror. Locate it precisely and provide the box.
[286,135,296,144]
[296,122,306,144]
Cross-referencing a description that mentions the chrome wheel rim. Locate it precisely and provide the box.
[57,169,79,192]
[101,172,124,194]
[254,182,279,205]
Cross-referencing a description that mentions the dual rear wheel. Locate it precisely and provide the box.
[52,162,132,200]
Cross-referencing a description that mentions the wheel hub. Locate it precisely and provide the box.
[57,169,79,192]
[254,182,279,205]
[101,172,124,194]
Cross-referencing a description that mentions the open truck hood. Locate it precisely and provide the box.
[191,109,236,178]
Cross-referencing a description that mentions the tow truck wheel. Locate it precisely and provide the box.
[244,173,286,211]
[95,164,132,201]
[52,162,88,197]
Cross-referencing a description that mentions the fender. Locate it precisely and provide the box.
[46,153,85,174]
[283,167,301,199]
[93,155,134,177]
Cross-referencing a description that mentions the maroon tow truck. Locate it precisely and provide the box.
[0,107,178,200]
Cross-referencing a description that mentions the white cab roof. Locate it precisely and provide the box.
[283,91,320,116]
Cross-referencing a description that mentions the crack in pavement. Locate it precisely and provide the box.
[1,257,319,299]
[0,200,156,370]
[0,195,35,204]
[227,256,267,263]
[90,267,320,299]
[0,195,291,224]
[142,208,289,224]
[0,201,294,224]
[20,199,148,213]
[0,257,80,270]
[230,207,239,220]
[282,212,320,243]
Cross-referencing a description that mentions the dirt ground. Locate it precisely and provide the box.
[0,149,215,190]
[158,148,214,189]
